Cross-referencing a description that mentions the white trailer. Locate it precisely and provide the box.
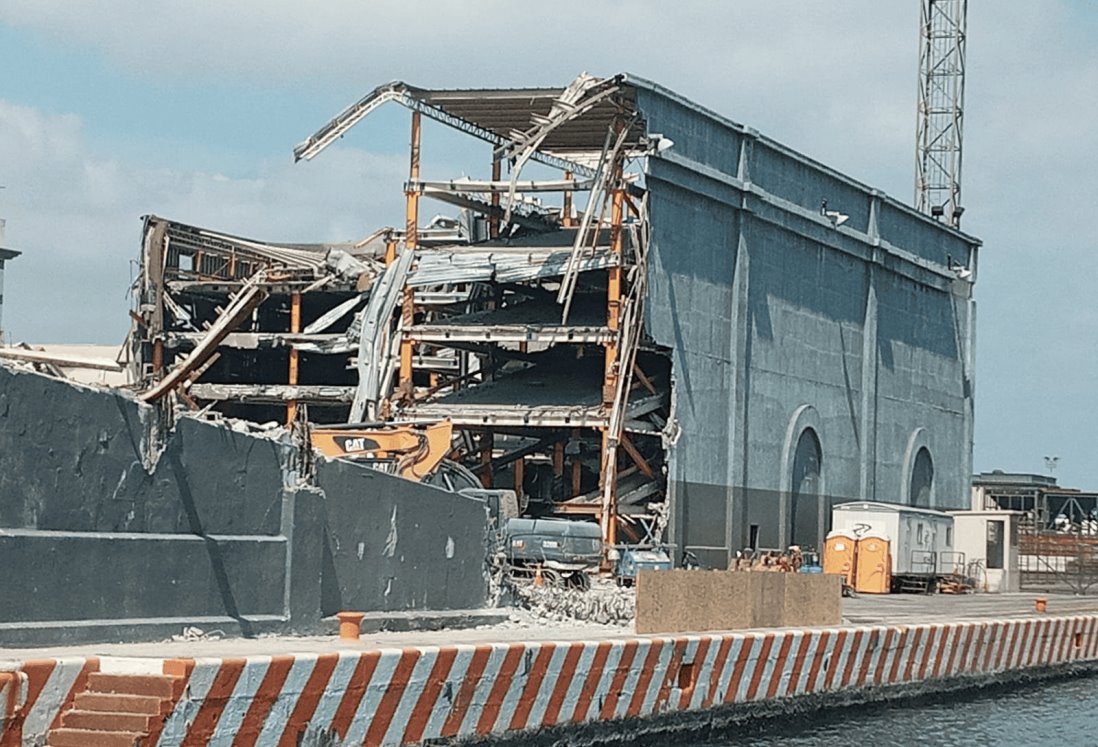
[831,502,957,577]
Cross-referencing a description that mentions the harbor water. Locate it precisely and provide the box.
[694,674,1098,746]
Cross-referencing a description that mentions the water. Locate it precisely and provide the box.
[690,675,1098,747]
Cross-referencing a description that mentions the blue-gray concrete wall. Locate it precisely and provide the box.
[631,79,978,567]
[315,458,492,614]
[0,364,491,644]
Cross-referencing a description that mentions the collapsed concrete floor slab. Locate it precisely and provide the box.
[0,364,492,646]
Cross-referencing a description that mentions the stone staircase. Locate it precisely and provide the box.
[47,672,183,747]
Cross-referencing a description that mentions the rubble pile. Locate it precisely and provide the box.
[513,580,635,626]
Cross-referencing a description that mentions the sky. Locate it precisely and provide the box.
[1,1,1096,488]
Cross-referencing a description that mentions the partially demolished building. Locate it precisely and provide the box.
[128,73,979,567]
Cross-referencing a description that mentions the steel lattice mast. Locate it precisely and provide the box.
[915,0,967,227]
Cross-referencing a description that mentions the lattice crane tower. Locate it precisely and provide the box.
[915,0,968,227]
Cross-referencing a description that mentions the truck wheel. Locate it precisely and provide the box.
[541,569,563,587]
[567,572,591,592]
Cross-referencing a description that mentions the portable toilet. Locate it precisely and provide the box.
[823,531,857,587]
[854,534,892,594]
[831,502,954,578]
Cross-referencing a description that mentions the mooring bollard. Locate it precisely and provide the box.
[337,611,366,640]
[1035,598,1048,614]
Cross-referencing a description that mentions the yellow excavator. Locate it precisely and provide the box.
[309,420,453,481]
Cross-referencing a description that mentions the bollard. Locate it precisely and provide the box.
[337,611,366,640]
[1035,597,1047,614]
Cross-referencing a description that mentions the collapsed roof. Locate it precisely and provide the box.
[293,74,649,174]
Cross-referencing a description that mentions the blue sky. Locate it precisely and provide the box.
[1,1,1096,488]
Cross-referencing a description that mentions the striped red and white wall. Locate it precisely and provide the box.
[0,657,98,746]
[0,671,27,742]
[5,615,1098,746]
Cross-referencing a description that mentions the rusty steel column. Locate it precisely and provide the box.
[571,428,583,496]
[562,170,574,228]
[480,429,494,488]
[514,455,525,501]
[146,221,167,380]
[553,441,565,486]
[406,111,421,245]
[600,134,626,548]
[489,157,501,240]
[287,292,301,425]
[398,112,421,401]
[152,340,164,376]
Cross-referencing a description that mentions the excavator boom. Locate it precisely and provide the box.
[310,420,453,481]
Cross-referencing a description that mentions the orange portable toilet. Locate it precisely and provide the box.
[854,534,892,594]
[823,531,857,587]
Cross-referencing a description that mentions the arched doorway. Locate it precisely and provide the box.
[790,428,823,549]
[910,447,934,507]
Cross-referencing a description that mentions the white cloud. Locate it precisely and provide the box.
[0,1,929,196]
[0,100,406,343]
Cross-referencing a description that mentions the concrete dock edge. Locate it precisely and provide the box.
[4,614,1098,746]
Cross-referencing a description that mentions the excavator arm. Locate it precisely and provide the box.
[310,420,453,481]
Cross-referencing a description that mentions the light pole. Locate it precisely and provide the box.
[1044,456,1059,478]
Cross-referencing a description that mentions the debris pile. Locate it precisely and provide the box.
[512,579,634,626]
[728,546,808,572]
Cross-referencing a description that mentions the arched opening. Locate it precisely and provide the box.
[910,447,934,507]
[790,428,823,549]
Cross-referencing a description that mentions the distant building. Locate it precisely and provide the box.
[0,218,21,340]
[973,470,1098,529]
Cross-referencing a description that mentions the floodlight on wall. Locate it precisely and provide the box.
[819,199,849,228]
[931,204,945,218]
[646,133,675,154]
[946,254,973,280]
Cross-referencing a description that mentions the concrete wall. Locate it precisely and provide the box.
[8,615,1098,746]
[632,80,978,567]
[0,365,491,644]
[634,570,840,634]
[0,530,287,622]
[315,458,492,613]
[0,366,285,535]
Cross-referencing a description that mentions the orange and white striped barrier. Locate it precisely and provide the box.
[0,671,27,744]
[7,615,1098,745]
[1,658,98,746]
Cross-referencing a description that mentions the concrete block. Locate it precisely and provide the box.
[782,572,841,626]
[750,572,786,629]
[636,569,840,634]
